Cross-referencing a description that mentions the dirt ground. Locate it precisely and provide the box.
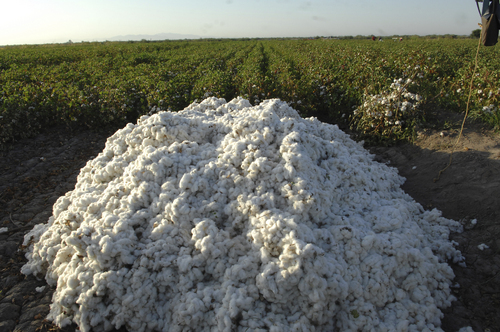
[0,110,499,332]
[368,111,500,332]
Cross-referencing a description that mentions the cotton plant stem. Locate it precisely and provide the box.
[434,36,482,182]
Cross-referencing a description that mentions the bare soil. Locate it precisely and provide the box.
[0,111,499,332]
[368,111,500,332]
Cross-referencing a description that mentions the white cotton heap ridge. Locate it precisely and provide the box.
[22,97,464,332]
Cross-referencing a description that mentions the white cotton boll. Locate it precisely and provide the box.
[361,234,377,249]
[477,243,489,251]
[457,327,475,332]
[21,97,464,332]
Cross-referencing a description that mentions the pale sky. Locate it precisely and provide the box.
[1,0,481,45]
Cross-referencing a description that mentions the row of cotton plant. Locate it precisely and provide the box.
[351,78,423,143]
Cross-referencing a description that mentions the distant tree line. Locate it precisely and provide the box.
[470,29,481,38]
[336,34,474,40]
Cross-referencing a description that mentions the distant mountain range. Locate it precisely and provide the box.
[106,33,209,41]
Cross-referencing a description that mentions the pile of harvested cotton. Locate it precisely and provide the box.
[22,97,463,332]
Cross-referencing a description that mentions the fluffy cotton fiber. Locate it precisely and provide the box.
[22,97,463,332]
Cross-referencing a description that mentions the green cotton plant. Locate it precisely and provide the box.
[467,69,500,131]
[477,102,500,131]
[2,38,500,148]
[350,78,423,143]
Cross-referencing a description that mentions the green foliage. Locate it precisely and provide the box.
[1,38,500,148]
[350,78,423,144]
[471,29,481,39]
[350,310,360,318]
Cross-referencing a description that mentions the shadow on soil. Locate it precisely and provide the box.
[370,141,500,332]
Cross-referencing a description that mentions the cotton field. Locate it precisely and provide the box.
[22,97,464,332]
